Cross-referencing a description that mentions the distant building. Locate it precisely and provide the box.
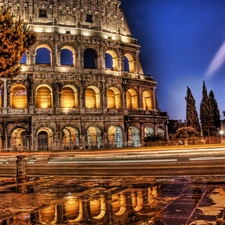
[0,0,168,151]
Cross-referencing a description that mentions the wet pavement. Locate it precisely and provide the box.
[1,176,225,224]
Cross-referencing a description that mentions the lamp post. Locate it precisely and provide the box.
[219,130,224,143]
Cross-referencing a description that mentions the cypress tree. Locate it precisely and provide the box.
[200,81,215,135]
[185,86,200,131]
[209,90,221,129]
[0,8,36,78]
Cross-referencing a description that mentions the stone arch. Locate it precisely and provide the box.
[108,126,123,148]
[131,191,143,212]
[85,86,101,109]
[35,84,53,108]
[157,127,165,137]
[35,44,52,65]
[128,126,140,147]
[144,126,154,138]
[142,90,152,110]
[106,87,121,109]
[90,195,106,220]
[60,45,76,66]
[10,84,27,108]
[62,126,80,149]
[126,88,138,109]
[11,128,29,151]
[66,198,83,223]
[112,193,127,216]
[86,126,102,149]
[105,50,118,71]
[39,205,56,224]
[36,127,53,150]
[84,48,98,69]
[124,53,135,73]
[61,85,79,108]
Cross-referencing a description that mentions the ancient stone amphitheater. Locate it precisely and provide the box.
[0,0,168,151]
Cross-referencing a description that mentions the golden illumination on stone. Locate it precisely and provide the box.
[142,90,152,110]
[61,86,78,108]
[107,87,121,109]
[85,86,100,109]
[36,86,52,108]
[11,85,27,108]
[39,205,56,223]
[126,89,138,109]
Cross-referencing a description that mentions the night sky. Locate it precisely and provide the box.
[120,0,225,121]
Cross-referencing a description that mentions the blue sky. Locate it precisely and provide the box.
[121,0,225,120]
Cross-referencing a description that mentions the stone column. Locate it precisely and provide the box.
[16,155,27,193]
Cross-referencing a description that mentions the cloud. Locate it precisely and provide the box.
[206,41,225,77]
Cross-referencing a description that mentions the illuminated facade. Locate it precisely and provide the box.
[0,0,168,151]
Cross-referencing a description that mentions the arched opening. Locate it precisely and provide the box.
[157,127,165,137]
[105,53,113,69]
[144,126,154,138]
[35,85,52,108]
[112,194,127,216]
[39,206,56,224]
[20,54,27,64]
[142,91,152,110]
[35,47,51,65]
[65,198,80,220]
[126,89,138,109]
[62,127,79,150]
[87,126,102,149]
[85,86,100,109]
[105,50,118,70]
[91,196,106,220]
[10,85,27,108]
[124,53,135,73]
[61,86,78,108]
[107,87,121,109]
[84,48,97,69]
[37,127,53,151]
[60,47,75,66]
[11,128,29,151]
[66,198,83,223]
[128,126,140,147]
[108,126,122,148]
[131,191,143,212]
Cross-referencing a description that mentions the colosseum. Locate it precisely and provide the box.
[0,0,169,151]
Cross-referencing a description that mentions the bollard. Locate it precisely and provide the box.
[16,155,27,193]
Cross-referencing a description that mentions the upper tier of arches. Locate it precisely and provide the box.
[20,44,142,74]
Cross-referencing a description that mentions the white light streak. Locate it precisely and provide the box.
[206,41,225,77]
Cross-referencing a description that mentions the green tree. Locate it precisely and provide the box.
[200,81,215,136]
[209,90,221,129]
[185,86,200,131]
[0,8,36,78]
[175,126,200,138]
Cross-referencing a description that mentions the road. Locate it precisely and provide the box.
[1,145,225,177]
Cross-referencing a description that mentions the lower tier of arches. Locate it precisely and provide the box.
[0,115,168,151]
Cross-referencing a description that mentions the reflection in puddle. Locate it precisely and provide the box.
[1,176,225,224]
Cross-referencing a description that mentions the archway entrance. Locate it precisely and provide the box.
[37,127,53,151]
[11,128,29,151]
[128,126,140,147]
[108,126,122,148]
[62,127,79,150]
[87,126,101,149]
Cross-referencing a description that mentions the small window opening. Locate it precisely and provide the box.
[39,9,47,18]
[66,30,70,34]
[86,14,93,23]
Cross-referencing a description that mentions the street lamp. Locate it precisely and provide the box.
[219,130,224,143]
